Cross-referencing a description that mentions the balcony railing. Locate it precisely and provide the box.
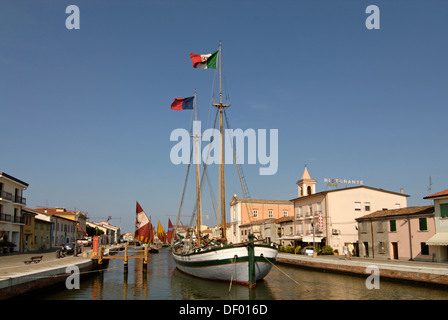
[0,213,12,222]
[0,213,24,223]
[0,190,13,201]
[14,215,24,224]
[13,195,26,205]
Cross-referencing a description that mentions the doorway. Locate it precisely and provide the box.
[392,242,399,259]
[363,242,369,257]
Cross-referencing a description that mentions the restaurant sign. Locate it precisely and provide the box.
[324,178,364,188]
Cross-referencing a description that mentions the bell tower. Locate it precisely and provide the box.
[297,165,316,197]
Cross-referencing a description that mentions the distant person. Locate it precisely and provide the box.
[343,245,348,260]
[348,243,354,260]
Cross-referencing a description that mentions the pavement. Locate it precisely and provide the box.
[277,252,448,277]
[0,248,92,279]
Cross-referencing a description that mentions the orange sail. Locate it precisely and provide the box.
[156,221,167,243]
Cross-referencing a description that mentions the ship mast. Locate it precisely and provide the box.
[193,90,202,244]
[212,41,230,241]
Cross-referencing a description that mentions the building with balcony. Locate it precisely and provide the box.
[0,172,28,251]
[290,167,409,254]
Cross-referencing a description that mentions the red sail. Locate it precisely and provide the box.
[135,201,153,244]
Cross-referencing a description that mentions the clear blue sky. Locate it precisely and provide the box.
[1,1,447,233]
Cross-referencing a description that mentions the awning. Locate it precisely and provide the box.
[276,236,302,241]
[302,236,323,243]
[426,233,448,246]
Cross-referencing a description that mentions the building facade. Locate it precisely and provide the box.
[21,209,37,252]
[34,217,53,250]
[290,167,409,254]
[424,189,448,262]
[229,195,294,244]
[356,206,435,261]
[0,172,28,252]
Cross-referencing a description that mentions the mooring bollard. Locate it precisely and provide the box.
[143,246,148,271]
[124,244,128,272]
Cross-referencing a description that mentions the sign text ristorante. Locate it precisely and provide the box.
[324,178,364,186]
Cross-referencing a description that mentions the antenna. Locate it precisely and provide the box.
[428,176,432,193]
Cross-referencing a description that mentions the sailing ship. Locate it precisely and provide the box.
[135,201,159,253]
[171,42,278,288]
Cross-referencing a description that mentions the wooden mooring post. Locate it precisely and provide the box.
[143,245,148,271]
[93,244,150,273]
[124,244,128,272]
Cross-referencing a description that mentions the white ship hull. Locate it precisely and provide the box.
[172,244,277,287]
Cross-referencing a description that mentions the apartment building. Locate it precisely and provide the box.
[291,167,409,254]
[0,172,28,251]
[229,195,293,244]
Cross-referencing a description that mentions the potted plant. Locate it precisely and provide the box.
[0,241,16,253]
[0,241,9,254]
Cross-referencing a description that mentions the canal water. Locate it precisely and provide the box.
[24,247,448,300]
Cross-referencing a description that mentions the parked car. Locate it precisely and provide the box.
[62,242,77,255]
[303,246,315,256]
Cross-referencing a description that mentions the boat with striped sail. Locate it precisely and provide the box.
[135,201,158,253]
[170,42,278,288]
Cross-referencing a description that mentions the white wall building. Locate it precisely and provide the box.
[291,167,409,253]
[0,172,28,251]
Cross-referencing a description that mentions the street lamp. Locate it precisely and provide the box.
[311,222,317,258]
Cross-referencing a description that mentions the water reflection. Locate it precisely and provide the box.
[25,247,448,300]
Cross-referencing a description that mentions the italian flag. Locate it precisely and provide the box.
[189,50,218,69]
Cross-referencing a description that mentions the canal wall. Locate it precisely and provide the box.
[276,253,448,286]
[0,244,124,299]
[0,259,94,299]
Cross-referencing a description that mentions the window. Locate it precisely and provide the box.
[253,210,258,218]
[309,205,313,215]
[421,242,429,255]
[354,202,361,211]
[365,202,371,211]
[441,204,448,218]
[419,218,428,231]
[377,221,383,233]
[360,222,367,234]
[317,202,322,212]
[395,203,401,209]
[390,220,396,232]
[283,210,288,217]
[379,242,385,254]
[268,210,273,218]
[299,206,303,217]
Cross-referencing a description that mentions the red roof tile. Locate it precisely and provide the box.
[424,189,448,199]
[356,205,434,220]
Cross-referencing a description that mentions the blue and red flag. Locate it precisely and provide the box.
[171,96,194,110]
